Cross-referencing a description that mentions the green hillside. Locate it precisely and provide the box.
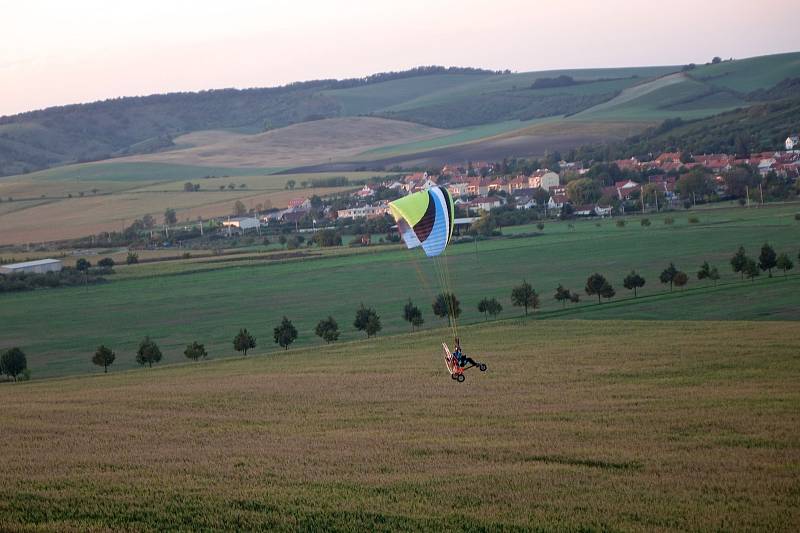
[2,53,798,178]
[689,51,800,92]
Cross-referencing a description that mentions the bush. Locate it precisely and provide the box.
[794,213,800,221]
[97,257,115,268]
[616,220,626,227]
[688,216,700,224]
[640,218,651,227]
[664,216,675,225]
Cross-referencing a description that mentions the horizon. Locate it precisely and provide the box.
[3,0,800,116]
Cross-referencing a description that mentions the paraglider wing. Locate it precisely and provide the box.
[388,186,454,257]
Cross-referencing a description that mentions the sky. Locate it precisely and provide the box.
[2,0,799,116]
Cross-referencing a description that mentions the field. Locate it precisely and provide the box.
[0,319,798,531]
[2,203,798,379]
[0,170,390,245]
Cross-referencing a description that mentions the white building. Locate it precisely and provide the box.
[336,204,388,219]
[0,258,63,275]
[528,171,560,191]
[222,217,260,231]
[786,135,799,151]
[447,182,470,197]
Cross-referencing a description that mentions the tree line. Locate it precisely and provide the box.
[3,244,795,381]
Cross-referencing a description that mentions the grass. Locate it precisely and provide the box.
[689,51,800,92]
[357,117,557,159]
[0,319,798,531]
[2,203,799,379]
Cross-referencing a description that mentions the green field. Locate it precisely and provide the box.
[1,319,798,531]
[689,51,800,92]
[2,203,798,379]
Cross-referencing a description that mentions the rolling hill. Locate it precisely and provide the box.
[1,52,798,180]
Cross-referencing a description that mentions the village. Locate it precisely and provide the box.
[219,133,800,235]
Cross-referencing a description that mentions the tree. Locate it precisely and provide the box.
[708,267,720,286]
[743,258,760,281]
[659,263,679,291]
[312,229,342,247]
[315,316,340,343]
[565,178,602,205]
[365,313,382,338]
[697,261,711,282]
[403,300,424,331]
[1,347,27,382]
[554,284,571,307]
[569,292,581,304]
[477,297,503,319]
[183,182,195,192]
[511,280,538,315]
[285,180,296,190]
[354,304,381,337]
[712,56,722,64]
[164,208,177,226]
[585,273,613,304]
[98,257,115,268]
[233,200,247,217]
[432,293,462,321]
[274,316,298,350]
[184,341,207,361]
[623,270,646,297]
[92,345,115,373]
[673,271,688,290]
[776,253,794,277]
[485,298,503,319]
[731,246,747,280]
[135,336,162,368]
[126,252,139,265]
[758,243,777,277]
[75,258,91,271]
[233,329,256,355]
[676,168,714,202]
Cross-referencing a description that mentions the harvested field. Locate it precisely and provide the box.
[0,320,797,531]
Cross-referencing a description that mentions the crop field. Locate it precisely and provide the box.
[124,117,450,169]
[2,203,798,379]
[0,319,798,531]
[0,170,387,245]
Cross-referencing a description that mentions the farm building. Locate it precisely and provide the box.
[0,258,63,275]
[221,217,260,231]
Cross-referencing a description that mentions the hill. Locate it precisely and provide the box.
[1,52,798,179]
[0,319,798,530]
[575,95,800,160]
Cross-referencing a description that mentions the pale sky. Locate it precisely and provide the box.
[2,0,798,116]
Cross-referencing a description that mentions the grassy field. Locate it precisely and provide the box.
[688,51,800,92]
[2,203,798,379]
[0,319,798,531]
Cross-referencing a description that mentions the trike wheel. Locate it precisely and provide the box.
[456,374,465,383]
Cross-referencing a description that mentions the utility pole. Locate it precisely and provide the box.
[746,186,750,207]
[759,183,764,206]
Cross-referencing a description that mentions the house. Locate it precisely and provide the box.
[515,196,537,210]
[786,135,799,151]
[466,179,491,196]
[758,158,776,176]
[447,182,470,197]
[355,185,376,198]
[464,196,503,213]
[614,180,642,201]
[656,152,681,165]
[528,170,560,190]
[614,158,640,171]
[0,258,63,275]
[508,175,528,191]
[336,204,389,219]
[547,192,568,210]
[574,205,595,216]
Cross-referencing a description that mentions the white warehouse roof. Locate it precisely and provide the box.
[1,258,62,269]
